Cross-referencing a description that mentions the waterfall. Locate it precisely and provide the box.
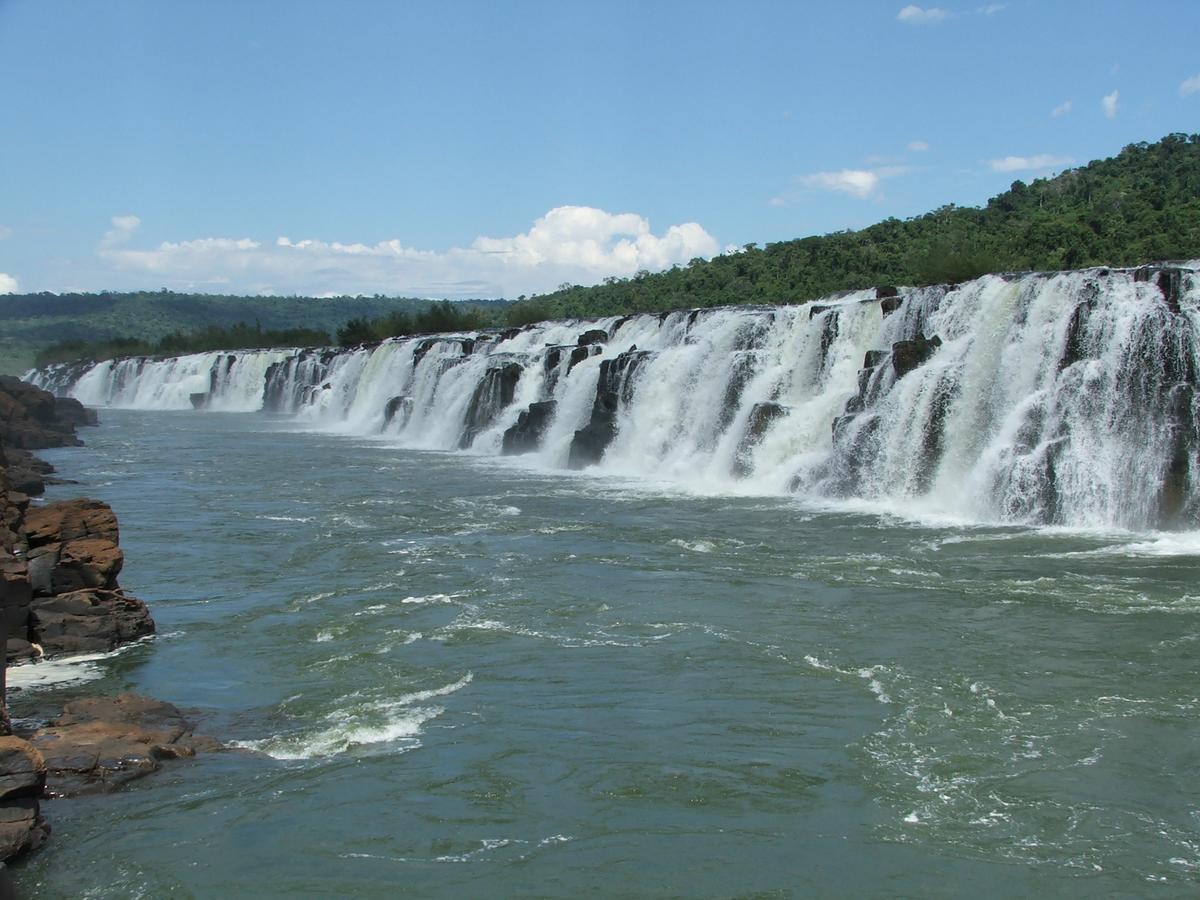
[27,264,1200,529]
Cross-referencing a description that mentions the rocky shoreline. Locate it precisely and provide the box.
[0,376,220,886]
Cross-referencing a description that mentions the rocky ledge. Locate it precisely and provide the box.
[0,376,218,873]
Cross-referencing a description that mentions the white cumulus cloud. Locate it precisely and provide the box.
[1179,74,1200,97]
[0,273,17,294]
[1101,89,1119,119]
[96,206,722,298]
[988,154,1074,173]
[897,5,949,24]
[1050,100,1072,118]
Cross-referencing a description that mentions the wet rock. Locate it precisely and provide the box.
[734,402,787,476]
[1135,264,1188,315]
[891,335,943,379]
[31,694,222,798]
[0,798,49,860]
[28,589,154,655]
[501,401,557,455]
[383,395,413,429]
[0,738,45,802]
[880,296,903,316]
[576,329,608,347]
[189,392,209,410]
[568,350,651,468]
[459,362,524,449]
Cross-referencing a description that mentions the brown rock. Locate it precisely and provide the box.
[22,498,120,547]
[0,738,46,802]
[31,694,221,797]
[0,797,49,860]
[28,589,154,655]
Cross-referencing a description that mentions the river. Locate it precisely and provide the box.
[10,407,1200,897]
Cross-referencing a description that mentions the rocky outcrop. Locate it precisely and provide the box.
[502,400,557,455]
[734,402,788,476]
[30,694,221,798]
[459,361,523,448]
[568,350,652,468]
[891,335,943,380]
[0,376,94,452]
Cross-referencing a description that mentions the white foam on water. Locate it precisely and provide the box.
[232,672,473,760]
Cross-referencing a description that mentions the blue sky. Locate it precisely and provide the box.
[0,0,1197,298]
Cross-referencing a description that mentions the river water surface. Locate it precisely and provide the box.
[11,409,1200,897]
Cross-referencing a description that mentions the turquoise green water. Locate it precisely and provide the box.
[11,410,1200,897]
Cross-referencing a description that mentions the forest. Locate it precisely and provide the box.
[13,133,1199,365]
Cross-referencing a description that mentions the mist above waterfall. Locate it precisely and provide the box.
[31,264,1200,531]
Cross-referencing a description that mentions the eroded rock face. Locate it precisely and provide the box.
[0,738,49,861]
[501,401,557,455]
[28,589,154,655]
[30,694,222,798]
[0,376,92,451]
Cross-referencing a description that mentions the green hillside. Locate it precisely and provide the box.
[0,292,509,374]
[509,133,1200,320]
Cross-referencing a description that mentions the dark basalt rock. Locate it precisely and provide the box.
[568,350,652,468]
[459,362,524,449]
[0,377,86,450]
[28,589,154,655]
[52,398,97,428]
[876,286,899,299]
[501,401,557,455]
[577,329,608,347]
[880,296,903,316]
[891,335,943,380]
[734,402,787,476]
[383,395,413,429]
[1135,264,1188,315]
[189,392,209,410]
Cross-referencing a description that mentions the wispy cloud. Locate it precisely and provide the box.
[988,154,1074,173]
[1101,89,1119,119]
[101,214,142,249]
[1180,74,1200,97]
[95,206,722,298]
[794,167,908,199]
[767,196,788,208]
[907,140,931,152]
[978,3,1006,13]
[897,5,948,24]
[0,226,12,241]
[0,273,18,294]
[1050,100,1072,118]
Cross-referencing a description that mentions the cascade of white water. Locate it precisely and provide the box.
[27,264,1200,529]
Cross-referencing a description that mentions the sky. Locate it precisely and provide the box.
[0,0,1197,299]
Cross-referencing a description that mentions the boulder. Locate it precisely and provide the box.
[501,401,557,455]
[31,694,221,797]
[0,377,86,450]
[28,589,154,655]
[576,328,608,347]
[52,397,97,427]
[0,738,45,802]
[0,798,49,861]
[891,335,943,380]
[22,499,120,548]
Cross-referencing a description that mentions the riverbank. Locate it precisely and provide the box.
[0,376,218,887]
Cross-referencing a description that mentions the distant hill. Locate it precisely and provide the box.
[0,292,510,375]
[509,133,1200,320]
